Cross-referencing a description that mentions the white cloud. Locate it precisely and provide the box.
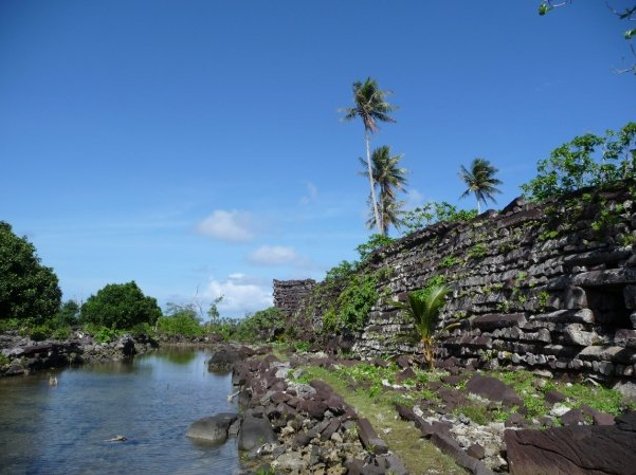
[204,273,273,316]
[248,245,300,266]
[300,181,319,205]
[196,210,254,242]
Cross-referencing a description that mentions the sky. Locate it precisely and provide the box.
[1,1,634,317]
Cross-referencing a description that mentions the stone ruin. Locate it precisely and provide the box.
[275,185,636,382]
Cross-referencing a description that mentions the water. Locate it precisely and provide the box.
[0,349,240,475]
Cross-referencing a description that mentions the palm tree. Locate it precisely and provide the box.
[459,158,503,213]
[342,78,397,232]
[394,284,457,369]
[361,145,408,234]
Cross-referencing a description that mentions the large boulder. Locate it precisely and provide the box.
[207,347,240,373]
[505,412,636,475]
[186,413,238,444]
[238,414,276,451]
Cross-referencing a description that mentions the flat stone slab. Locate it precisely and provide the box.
[465,374,522,407]
[471,313,526,331]
[505,413,636,475]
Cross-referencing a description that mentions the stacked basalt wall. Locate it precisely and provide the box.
[277,186,636,381]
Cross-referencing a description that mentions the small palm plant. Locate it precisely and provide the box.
[395,283,457,369]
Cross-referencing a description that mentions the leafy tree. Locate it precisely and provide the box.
[54,300,80,326]
[0,221,61,321]
[80,281,161,330]
[538,1,636,74]
[361,145,408,235]
[459,158,503,213]
[207,295,224,322]
[157,303,203,337]
[394,279,457,369]
[402,201,478,234]
[342,78,397,232]
[521,122,635,201]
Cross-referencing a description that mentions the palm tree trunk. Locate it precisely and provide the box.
[476,197,481,214]
[365,129,381,233]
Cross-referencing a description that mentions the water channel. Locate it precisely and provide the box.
[0,348,240,474]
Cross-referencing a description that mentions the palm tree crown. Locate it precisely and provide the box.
[342,78,397,133]
[459,158,503,213]
[361,145,407,235]
[342,78,397,233]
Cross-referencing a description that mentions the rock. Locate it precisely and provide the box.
[615,411,636,432]
[505,423,636,475]
[614,381,636,402]
[466,374,522,407]
[395,367,416,383]
[395,354,411,369]
[208,347,240,373]
[356,418,388,454]
[467,443,486,460]
[274,451,307,473]
[238,415,276,451]
[472,313,527,331]
[550,403,572,417]
[560,409,585,426]
[186,413,239,444]
[505,413,526,428]
[544,390,567,404]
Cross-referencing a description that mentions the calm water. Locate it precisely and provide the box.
[0,349,240,475]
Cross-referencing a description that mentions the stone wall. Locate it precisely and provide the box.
[277,184,636,381]
[273,279,316,319]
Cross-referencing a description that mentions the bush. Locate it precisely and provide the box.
[521,122,636,201]
[0,221,61,321]
[322,273,378,333]
[207,307,285,343]
[156,304,204,337]
[401,201,477,234]
[80,281,161,330]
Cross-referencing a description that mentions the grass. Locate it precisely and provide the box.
[297,365,464,475]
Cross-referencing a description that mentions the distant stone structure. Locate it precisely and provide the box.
[273,279,316,319]
[276,185,636,382]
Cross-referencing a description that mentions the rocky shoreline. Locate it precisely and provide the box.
[191,345,636,475]
[188,345,407,474]
[0,330,158,377]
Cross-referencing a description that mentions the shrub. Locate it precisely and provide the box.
[522,122,636,201]
[80,281,161,330]
[356,234,394,262]
[156,304,203,337]
[322,273,378,333]
[402,201,477,234]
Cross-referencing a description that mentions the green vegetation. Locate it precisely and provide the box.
[459,158,503,213]
[362,145,408,235]
[156,303,204,337]
[467,242,488,260]
[522,122,635,201]
[438,254,461,269]
[323,272,378,333]
[295,365,463,475]
[342,77,397,234]
[355,233,394,263]
[0,221,62,322]
[207,307,286,343]
[80,281,161,330]
[394,277,456,369]
[402,201,478,234]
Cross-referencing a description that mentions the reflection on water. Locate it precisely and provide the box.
[0,348,239,475]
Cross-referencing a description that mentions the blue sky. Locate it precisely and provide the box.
[1,1,634,317]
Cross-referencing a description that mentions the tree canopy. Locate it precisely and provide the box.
[0,221,61,321]
[80,281,161,330]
